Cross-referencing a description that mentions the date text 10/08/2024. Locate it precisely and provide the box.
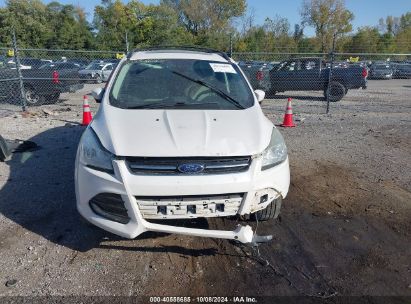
[149,297,258,303]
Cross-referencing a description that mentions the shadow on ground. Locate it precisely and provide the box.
[267,93,326,102]
[0,125,207,254]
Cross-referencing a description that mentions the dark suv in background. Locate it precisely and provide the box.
[368,63,393,79]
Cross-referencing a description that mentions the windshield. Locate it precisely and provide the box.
[109,59,254,110]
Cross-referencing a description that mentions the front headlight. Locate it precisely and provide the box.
[261,127,287,170]
[79,127,114,173]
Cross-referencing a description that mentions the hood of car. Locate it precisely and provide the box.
[91,105,273,157]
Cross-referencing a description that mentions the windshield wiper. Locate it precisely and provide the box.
[171,70,245,109]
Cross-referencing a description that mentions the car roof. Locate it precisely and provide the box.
[128,47,230,63]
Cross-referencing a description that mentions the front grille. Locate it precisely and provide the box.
[126,156,251,175]
[136,193,244,219]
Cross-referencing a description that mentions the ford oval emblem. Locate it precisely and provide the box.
[177,163,205,174]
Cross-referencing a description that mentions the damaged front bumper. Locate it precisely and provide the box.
[75,157,290,244]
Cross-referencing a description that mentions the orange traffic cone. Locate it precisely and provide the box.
[281,98,296,127]
[82,95,93,126]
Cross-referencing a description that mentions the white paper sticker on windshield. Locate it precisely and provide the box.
[209,63,237,74]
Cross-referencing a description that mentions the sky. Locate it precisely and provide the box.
[1,0,410,36]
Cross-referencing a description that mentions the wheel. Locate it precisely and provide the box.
[44,93,60,104]
[24,85,43,105]
[253,196,282,221]
[0,134,11,162]
[95,74,102,84]
[324,81,346,102]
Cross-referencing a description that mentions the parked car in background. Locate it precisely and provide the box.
[239,60,276,94]
[66,58,89,68]
[4,59,32,70]
[19,58,52,69]
[263,57,368,101]
[39,62,82,71]
[350,61,370,69]
[103,59,120,65]
[78,62,114,83]
[0,63,84,105]
[393,63,411,79]
[328,61,349,68]
[368,63,393,79]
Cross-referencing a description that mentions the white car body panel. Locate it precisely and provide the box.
[92,106,273,157]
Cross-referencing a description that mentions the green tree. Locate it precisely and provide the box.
[46,3,94,49]
[163,0,245,35]
[93,0,134,50]
[301,0,354,52]
[262,16,297,52]
[0,0,94,50]
[162,0,245,49]
[394,28,411,53]
[399,12,411,30]
[93,0,193,50]
[345,26,380,53]
[0,0,52,48]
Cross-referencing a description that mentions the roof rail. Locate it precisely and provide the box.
[127,45,231,61]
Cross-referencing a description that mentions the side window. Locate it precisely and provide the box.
[281,61,299,71]
[105,64,113,71]
[302,60,318,70]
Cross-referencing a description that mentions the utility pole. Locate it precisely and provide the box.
[326,32,337,114]
[125,31,129,53]
[229,33,233,57]
[12,30,26,112]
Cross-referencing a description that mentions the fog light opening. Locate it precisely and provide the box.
[259,194,269,205]
[89,193,130,224]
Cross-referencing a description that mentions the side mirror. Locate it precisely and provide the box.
[254,90,265,103]
[91,87,104,103]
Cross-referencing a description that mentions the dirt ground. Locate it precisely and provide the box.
[0,79,410,300]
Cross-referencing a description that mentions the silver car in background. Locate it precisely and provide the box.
[78,62,114,83]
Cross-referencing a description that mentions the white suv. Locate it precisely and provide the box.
[75,47,290,244]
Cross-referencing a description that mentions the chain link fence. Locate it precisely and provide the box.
[0,35,124,112]
[1,34,411,115]
[233,51,411,113]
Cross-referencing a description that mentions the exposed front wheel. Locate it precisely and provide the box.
[24,86,43,105]
[253,196,282,221]
[324,81,346,102]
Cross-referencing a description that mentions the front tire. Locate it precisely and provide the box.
[324,81,346,102]
[24,85,43,106]
[253,196,282,221]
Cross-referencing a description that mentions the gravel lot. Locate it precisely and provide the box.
[0,79,410,299]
